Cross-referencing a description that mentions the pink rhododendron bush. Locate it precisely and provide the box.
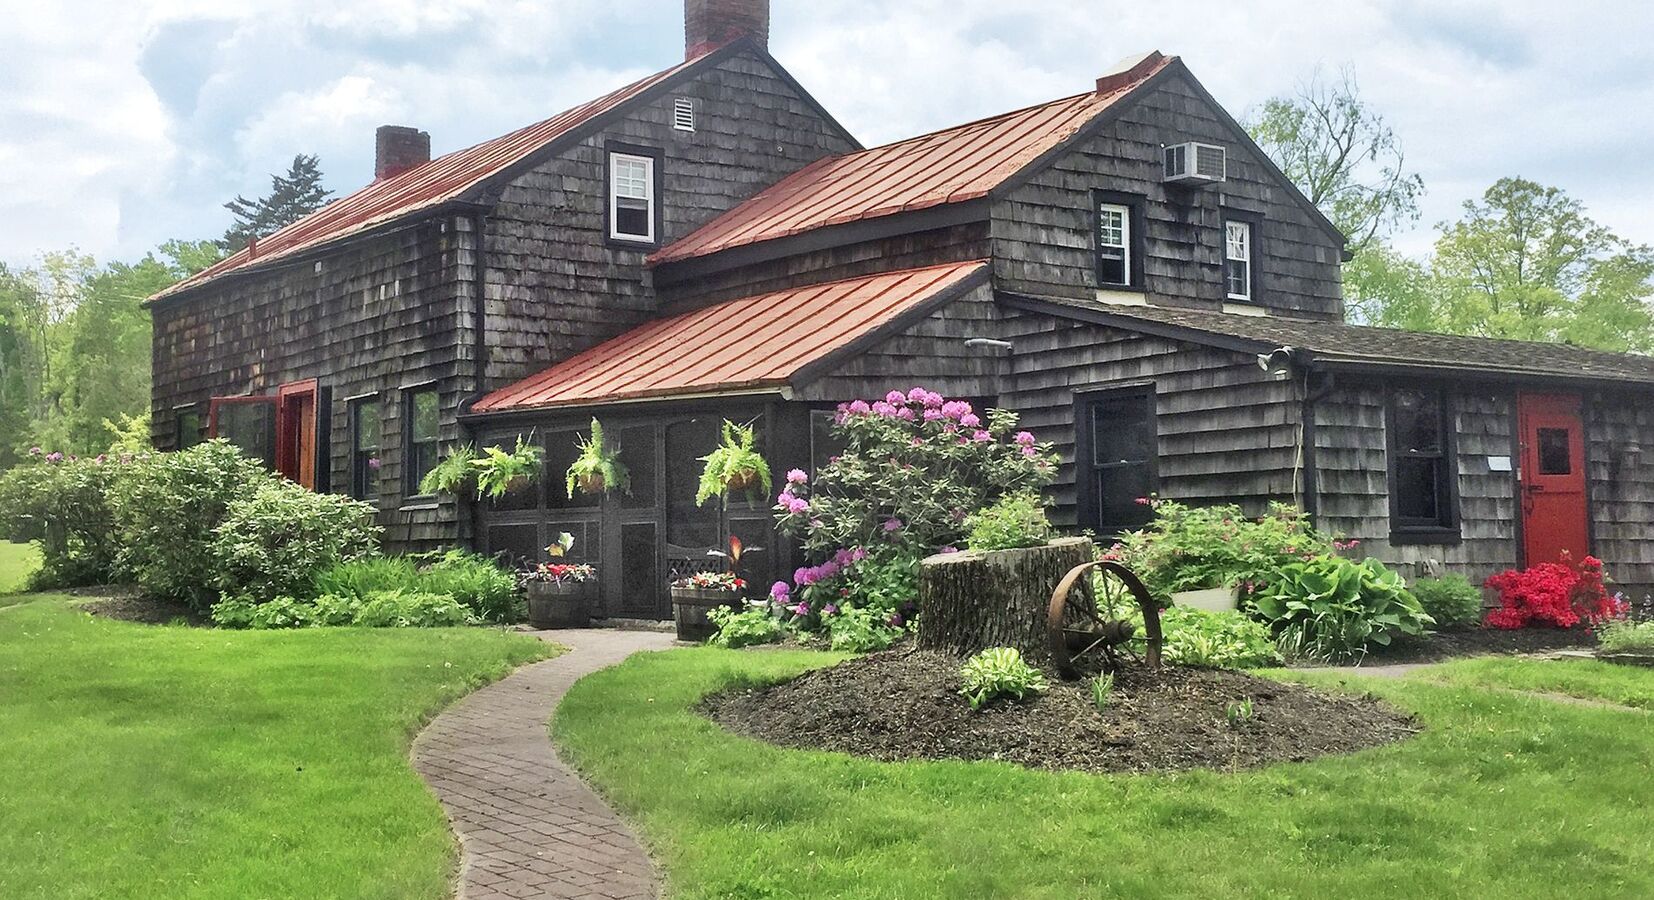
[714,388,1058,652]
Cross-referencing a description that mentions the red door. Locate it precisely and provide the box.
[1517,393,1589,566]
[276,380,319,489]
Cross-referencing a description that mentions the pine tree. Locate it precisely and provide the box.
[219,154,332,253]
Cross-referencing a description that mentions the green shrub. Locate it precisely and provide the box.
[210,594,358,629]
[312,551,520,624]
[418,551,521,623]
[108,441,273,610]
[1254,556,1433,661]
[1411,574,1485,629]
[1598,619,1654,653]
[352,590,473,628]
[958,647,1047,710]
[824,605,903,653]
[1158,606,1283,669]
[312,556,421,598]
[1107,499,1338,604]
[0,453,125,588]
[707,606,785,648]
[964,490,1052,551]
[211,482,381,603]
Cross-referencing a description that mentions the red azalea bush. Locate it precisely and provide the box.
[1484,554,1625,629]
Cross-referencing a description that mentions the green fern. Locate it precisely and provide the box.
[420,444,480,496]
[695,419,772,506]
[566,418,630,498]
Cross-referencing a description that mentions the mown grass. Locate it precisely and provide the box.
[0,596,552,899]
[557,647,1654,899]
[1424,656,1654,709]
[0,542,40,594]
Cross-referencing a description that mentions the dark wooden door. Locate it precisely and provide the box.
[1517,392,1589,566]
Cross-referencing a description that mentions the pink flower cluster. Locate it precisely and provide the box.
[835,388,984,431]
[776,468,812,515]
[792,546,867,587]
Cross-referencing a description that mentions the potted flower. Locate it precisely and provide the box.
[565,418,630,498]
[520,534,595,629]
[669,570,747,641]
[695,419,772,506]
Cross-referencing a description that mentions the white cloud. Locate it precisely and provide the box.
[1,0,1652,269]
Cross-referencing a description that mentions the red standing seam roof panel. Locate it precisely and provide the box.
[470,260,990,412]
[150,52,717,303]
[650,54,1175,266]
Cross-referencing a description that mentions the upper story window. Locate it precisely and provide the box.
[608,150,657,244]
[1387,386,1459,542]
[1224,220,1252,301]
[1094,192,1143,290]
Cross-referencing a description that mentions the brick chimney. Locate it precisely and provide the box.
[685,0,769,59]
[375,125,430,181]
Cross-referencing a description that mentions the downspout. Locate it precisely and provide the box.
[1298,362,1335,524]
[463,210,489,552]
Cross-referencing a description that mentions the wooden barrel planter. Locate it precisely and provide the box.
[671,587,741,641]
[526,580,594,629]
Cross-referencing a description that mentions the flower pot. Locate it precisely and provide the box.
[526,580,594,629]
[671,586,741,641]
[724,468,759,492]
[1171,585,1239,613]
[577,472,606,495]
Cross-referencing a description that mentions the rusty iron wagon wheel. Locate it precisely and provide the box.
[1046,560,1164,680]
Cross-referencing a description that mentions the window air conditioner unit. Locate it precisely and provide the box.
[1163,142,1226,186]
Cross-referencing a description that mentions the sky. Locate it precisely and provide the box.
[2,0,1652,270]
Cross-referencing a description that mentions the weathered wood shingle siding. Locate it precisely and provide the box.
[999,309,1301,525]
[1312,382,1518,579]
[991,72,1344,319]
[149,218,472,550]
[792,282,1002,402]
[1587,395,1654,600]
[478,51,859,390]
[654,222,991,310]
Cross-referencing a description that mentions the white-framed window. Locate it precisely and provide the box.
[609,152,655,242]
[1097,203,1131,287]
[1225,220,1252,301]
[672,97,696,132]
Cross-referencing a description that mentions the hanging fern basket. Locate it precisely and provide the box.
[724,467,760,493]
[577,471,606,495]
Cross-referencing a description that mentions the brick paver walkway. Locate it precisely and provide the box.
[413,628,676,900]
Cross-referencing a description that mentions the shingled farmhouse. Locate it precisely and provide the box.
[148,1,1654,617]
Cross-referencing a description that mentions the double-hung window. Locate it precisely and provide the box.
[1387,386,1459,541]
[609,151,656,243]
[1097,203,1131,287]
[405,387,440,499]
[349,396,381,501]
[1224,220,1252,301]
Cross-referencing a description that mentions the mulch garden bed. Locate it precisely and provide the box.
[71,587,207,626]
[1356,626,1595,665]
[702,648,1419,775]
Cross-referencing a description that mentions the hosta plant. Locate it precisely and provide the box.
[958,647,1048,710]
[1252,555,1432,661]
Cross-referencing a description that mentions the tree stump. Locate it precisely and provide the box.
[917,537,1095,661]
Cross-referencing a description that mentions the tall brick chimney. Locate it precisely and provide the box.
[375,125,430,181]
[685,0,769,59]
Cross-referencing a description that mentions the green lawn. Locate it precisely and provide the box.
[556,648,1654,899]
[0,542,39,594]
[0,595,551,899]
[1425,655,1654,709]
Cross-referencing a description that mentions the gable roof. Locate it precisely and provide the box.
[470,260,990,413]
[151,38,854,305]
[649,53,1179,267]
[1006,295,1654,386]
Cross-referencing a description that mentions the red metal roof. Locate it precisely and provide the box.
[151,52,719,303]
[651,53,1175,266]
[471,260,990,412]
